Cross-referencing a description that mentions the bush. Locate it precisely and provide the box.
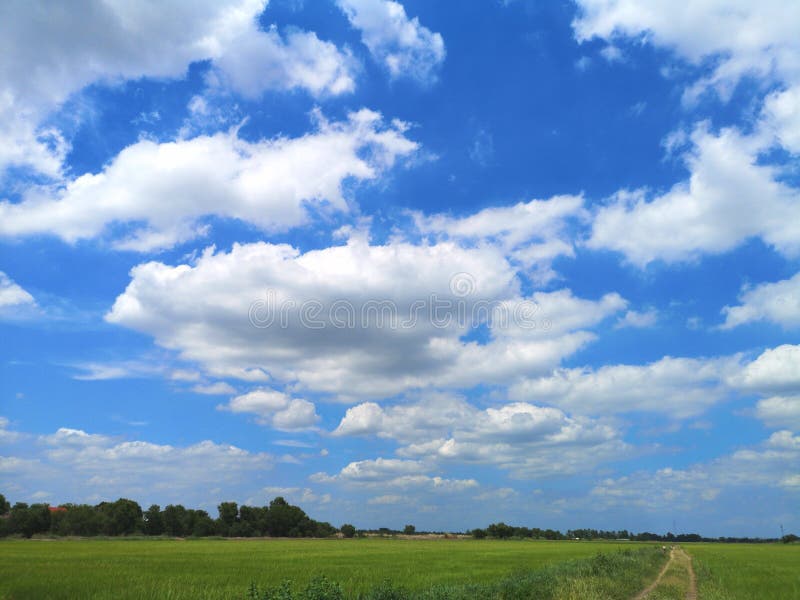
[340,524,356,538]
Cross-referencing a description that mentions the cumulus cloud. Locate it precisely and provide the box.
[587,125,800,266]
[219,389,319,430]
[0,272,35,308]
[615,308,658,329]
[0,0,357,177]
[721,272,800,330]
[730,344,800,395]
[0,417,25,444]
[208,25,356,99]
[511,355,742,418]
[2,425,274,505]
[191,382,237,396]
[106,237,625,398]
[572,0,800,103]
[337,0,445,82]
[413,195,587,282]
[576,2,800,268]
[591,430,800,512]
[0,110,417,251]
[334,394,627,478]
[763,86,800,154]
[756,396,800,431]
[311,457,478,492]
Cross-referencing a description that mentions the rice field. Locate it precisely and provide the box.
[0,538,797,599]
[0,538,646,599]
[687,543,800,599]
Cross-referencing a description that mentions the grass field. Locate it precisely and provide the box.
[687,543,800,599]
[1,538,797,599]
[0,538,646,599]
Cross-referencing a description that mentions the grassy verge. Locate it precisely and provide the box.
[247,547,667,600]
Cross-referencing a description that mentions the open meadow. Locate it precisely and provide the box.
[0,538,648,599]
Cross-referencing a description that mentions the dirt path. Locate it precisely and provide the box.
[682,547,698,600]
[632,546,698,600]
[633,547,675,600]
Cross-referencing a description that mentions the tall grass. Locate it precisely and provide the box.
[246,547,666,600]
[687,543,800,600]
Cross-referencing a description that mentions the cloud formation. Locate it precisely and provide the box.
[337,0,445,82]
[0,110,417,250]
[0,0,357,177]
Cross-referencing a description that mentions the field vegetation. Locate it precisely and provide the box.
[0,538,656,600]
[688,543,800,599]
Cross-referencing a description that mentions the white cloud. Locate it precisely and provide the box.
[209,25,356,99]
[511,355,742,418]
[396,403,626,479]
[756,396,800,431]
[334,392,473,441]
[106,237,624,399]
[576,2,800,268]
[70,360,165,381]
[0,426,275,505]
[219,389,319,431]
[0,417,24,444]
[259,486,330,505]
[0,272,35,308]
[337,0,445,82]
[367,494,406,505]
[587,125,800,266]
[591,430,800,512]
[615,308,658,329]
[312,457,478,492]
[730,344,800,395]
[721,272,800,330]
[763,86,800,154]
[0,110,418,251]
[334,395,627,479]
[413,195,587,282]
[0,0,357,177]
[192,382,237,395]
[572,0,800,103]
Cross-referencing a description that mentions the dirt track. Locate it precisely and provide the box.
[632,546,698,600]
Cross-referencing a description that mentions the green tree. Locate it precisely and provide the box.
[403,524,416,535]
[188,509,215,536]
[217,501,238,535]
[471,528,487,539]
[8,503,50,538]
[55,504,103,536]
[143,504,164,536]
[340,523,356,538]
[0,493,10,515]
[162,504,187,537]
[99,498,142,535]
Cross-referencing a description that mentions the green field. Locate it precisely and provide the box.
[0,538,644,599]
[1,538,797,599]
[687,543,800,599]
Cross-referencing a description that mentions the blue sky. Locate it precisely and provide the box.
[1,0,799,537]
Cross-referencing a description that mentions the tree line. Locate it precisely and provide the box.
[470,522,794,543]
[0,493,337,539]
[0,494,794,542]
